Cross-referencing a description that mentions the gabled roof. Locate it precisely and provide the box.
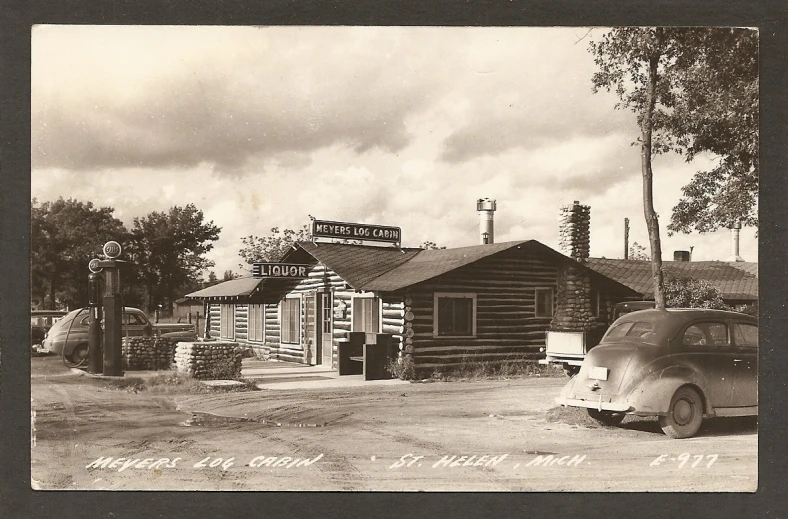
[361,240,530,291]
[586,258,758,301]
[186,276,263,300]
[295,240,637,294]
[294,242,422,289]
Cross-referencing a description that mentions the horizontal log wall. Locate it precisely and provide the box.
[408,248,558,368]
[265,263,349,366]
[208,303,221,338]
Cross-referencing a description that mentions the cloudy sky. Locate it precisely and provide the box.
[31,25,757,277]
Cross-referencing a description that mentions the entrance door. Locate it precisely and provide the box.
[305,293,317,365]
[320,292,333,367]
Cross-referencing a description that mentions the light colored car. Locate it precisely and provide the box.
[31,310,68,347]
[41,307,198,365]
[555,308,757,438]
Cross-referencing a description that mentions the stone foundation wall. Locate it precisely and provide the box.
[122,337,175,370]
[173,341,243,380]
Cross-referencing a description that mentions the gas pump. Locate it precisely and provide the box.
[89,241,126,377]
[86,264,104,374]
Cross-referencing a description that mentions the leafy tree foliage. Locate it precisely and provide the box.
[664,276,729,310]
[127,204,221,313]
[31,198,126,309]
[628,241,650,261]
[665,29,758,234]
[419,240,447,250]
[238,225,311,266]
[589,27,757,306]
[222,270,240,281]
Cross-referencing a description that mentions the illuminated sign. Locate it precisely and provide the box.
[312,219,401,243]
[252,263,311,279]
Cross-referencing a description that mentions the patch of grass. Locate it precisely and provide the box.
[427,358,565,382]
[96,371,258,394]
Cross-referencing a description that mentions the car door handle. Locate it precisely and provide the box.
[733,359,744,363]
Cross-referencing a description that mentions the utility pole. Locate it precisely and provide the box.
[624,218,630,259]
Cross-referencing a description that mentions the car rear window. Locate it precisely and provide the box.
[605,321,656,340]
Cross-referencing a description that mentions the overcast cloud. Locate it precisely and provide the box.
[31,25,757,277]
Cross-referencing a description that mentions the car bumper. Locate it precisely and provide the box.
[554,395,633,413]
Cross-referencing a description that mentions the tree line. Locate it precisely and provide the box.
[31,198,221,314]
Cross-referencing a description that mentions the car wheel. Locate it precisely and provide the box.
[563,365,580,378]
[659,386,704,439]
[67,344,89,367]
[587,409,625,426]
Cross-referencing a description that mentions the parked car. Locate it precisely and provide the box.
[41,307,198,365]
[31,310,68,347]
[555,308,757,438]
[539,301,656,377]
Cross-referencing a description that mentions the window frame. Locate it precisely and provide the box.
[350,293,381,334]
[280,296,302,345]
[433,292,477,338]
[681,321,730,350]
[534,288,555,318]
[248,304,265,343]
[590,288,600,317]
[733,321,758,349]
[220,304,235,340]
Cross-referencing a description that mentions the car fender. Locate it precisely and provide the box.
[625,365,712,416]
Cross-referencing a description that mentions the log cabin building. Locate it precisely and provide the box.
[186,201,757,374]
[187,239,639,372]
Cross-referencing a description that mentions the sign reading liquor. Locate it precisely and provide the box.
[312,219,401,243]
[252,263,311,279]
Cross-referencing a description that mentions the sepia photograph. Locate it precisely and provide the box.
[27,24,760,492]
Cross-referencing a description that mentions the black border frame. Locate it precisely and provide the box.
[2,1,786,518]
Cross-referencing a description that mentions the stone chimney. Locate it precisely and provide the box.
[477,198,496,245]
[558,201,590,262]
[551,201,596,333]
[727,221,744,262]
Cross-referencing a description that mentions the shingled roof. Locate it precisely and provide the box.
[586,258,758,302]
[361,240,531,291]
[295,241,422,289]
[186,276,263,300]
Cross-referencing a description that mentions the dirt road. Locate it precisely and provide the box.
[31,357,757,491]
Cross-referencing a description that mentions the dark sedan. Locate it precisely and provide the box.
[556,308,757,438]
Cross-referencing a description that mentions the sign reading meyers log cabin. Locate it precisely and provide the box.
[252,263,311,279]
[312,219,401,243]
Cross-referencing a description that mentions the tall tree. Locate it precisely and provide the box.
[590,27,670,307]
[238,225,311,267]
[128,204,221,313]
[589,27,757,307]
[665,29,758,234]
[31,198,127,309]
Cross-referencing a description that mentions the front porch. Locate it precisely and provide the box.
[241,359,408,390]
